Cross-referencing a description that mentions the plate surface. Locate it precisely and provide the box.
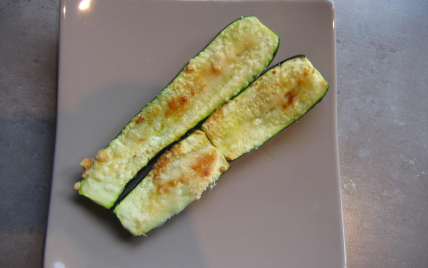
[45,0,344,267]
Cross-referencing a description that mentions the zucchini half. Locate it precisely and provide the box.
[202,56,329,161]
[75,16,279,208]
[114,130,229,236]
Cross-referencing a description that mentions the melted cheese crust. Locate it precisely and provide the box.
[202,56,329,160]
[114,130,229,236]
[78,16,279,208]
[79,17,279,208]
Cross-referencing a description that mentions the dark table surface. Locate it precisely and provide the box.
[1,0,427,267]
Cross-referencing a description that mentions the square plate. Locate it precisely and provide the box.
[45,0,345,267]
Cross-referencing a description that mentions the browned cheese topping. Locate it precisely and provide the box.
[96,149,110,163]
[80,158,93,170]
[73,182,81,191]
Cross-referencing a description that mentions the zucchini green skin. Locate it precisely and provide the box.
[76,16,279,208]
[201,55,329,161]
[114,130,230,236]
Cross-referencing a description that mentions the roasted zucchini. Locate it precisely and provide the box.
[202,56,329,160]
[75,16,279,208]
[114,130,229,236]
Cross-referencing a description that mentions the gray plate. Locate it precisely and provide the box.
[44,0,344,267]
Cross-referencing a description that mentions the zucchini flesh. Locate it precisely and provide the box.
[77,16,279,208]
[114,130,229,236]
[202,56,329,161]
